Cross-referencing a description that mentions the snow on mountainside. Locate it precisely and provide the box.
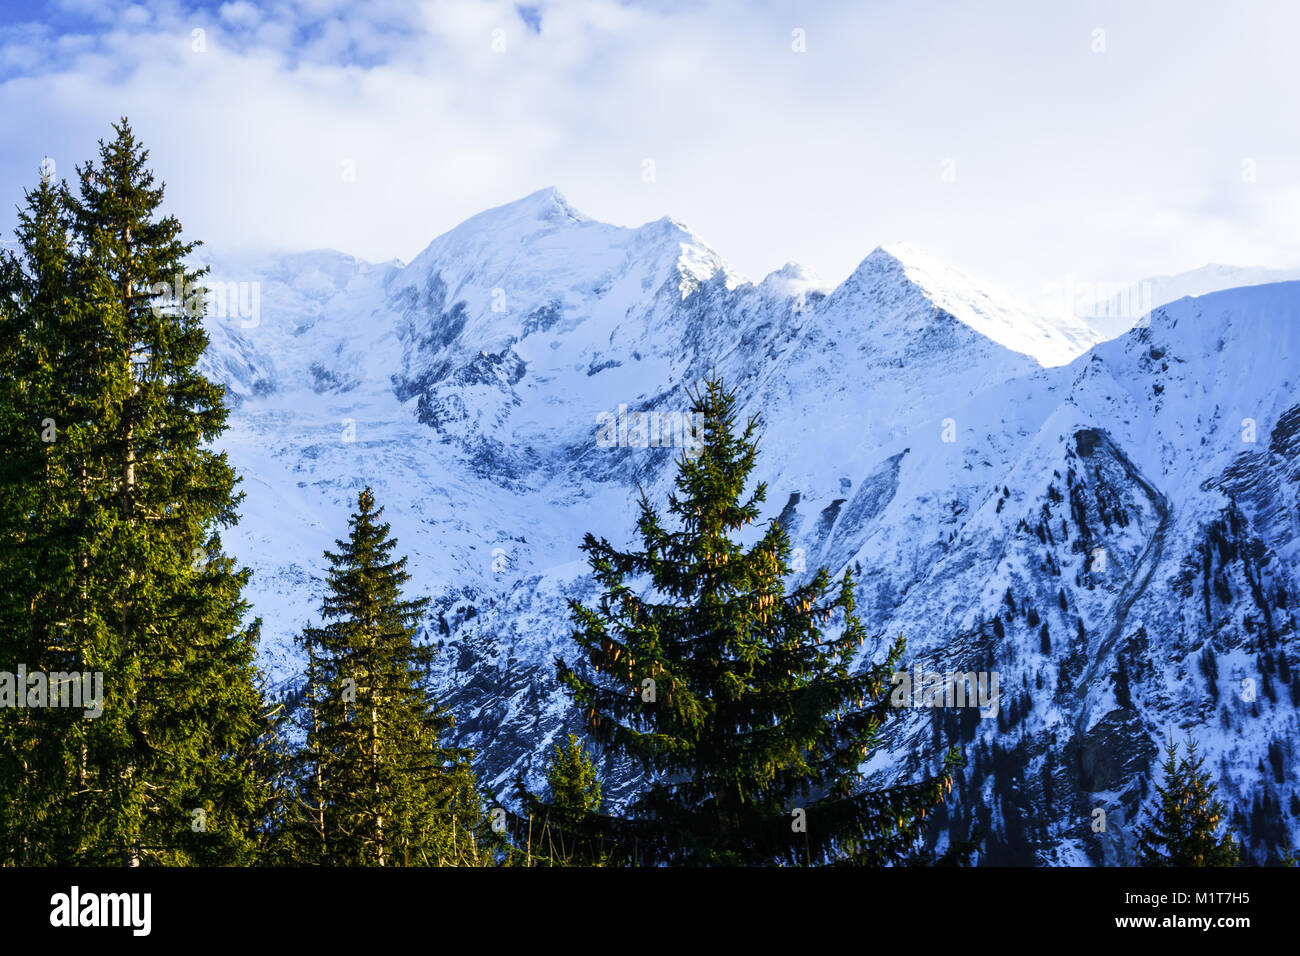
[198,190,1300,864]
[853,283,1300,864]
[1049,262,1300,341]
[1142,264,1300,311]
[873,242,1102,367]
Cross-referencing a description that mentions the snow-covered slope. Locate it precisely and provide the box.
[1057,263,1300,340]
[873,242,1101,367]
[852,282,1300,864]
[1143,264,1300,311]
[199,191,1300,865]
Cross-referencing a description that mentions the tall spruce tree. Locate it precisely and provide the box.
[0,171,91,862]
[1135,735,1239,867]
[297,487,484,865]
[0,121,268,864]
[540,376,958,865]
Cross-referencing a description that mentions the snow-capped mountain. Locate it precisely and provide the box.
[200,189,1300,864]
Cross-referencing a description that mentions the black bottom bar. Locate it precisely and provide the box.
[4,865,1288,942]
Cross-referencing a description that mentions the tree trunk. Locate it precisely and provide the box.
[121,233,139,869]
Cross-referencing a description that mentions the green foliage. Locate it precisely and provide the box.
[546,734,603,814]
[292,488,486,866]
[0,120,267,864]
[0,171,85,861]
[538,375,957,865]
[496,733,609,867]
[1135,735,1239,867]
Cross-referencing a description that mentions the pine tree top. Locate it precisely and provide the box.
[1135,734,1239,867]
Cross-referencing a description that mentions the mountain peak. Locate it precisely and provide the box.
[838,243,1101,367]
[759,261,826,298]
[856,241,967,281]
[399,187,594,282]
[476,186,589,227]
[864,240,928,267]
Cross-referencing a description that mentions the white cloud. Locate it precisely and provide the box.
[1,0,1298,301]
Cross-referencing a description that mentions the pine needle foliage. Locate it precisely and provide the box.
[1135,734,1239,867]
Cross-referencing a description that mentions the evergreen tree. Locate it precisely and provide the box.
[0,122,268,864]
[246,691,311,867]
[541,376,958,865]
[298,487,484,866]
[0,171,90,862]
[546,734,603,814]
[508,732,609,866]
[1135,735,1239,867]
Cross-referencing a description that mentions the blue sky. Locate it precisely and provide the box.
[2,0,1298,304]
